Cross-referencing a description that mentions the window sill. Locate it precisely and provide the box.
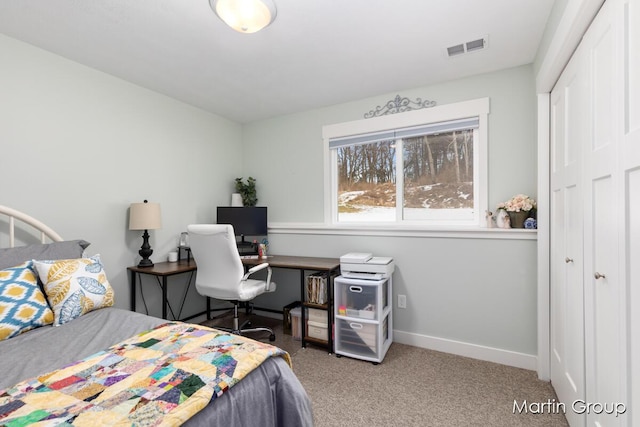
[268,223,537,240]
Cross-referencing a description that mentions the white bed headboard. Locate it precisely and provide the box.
[0,205,63,247]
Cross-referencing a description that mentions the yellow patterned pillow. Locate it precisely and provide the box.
[0,261,54,340]
[33,255,114,326]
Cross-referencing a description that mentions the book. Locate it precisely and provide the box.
[306,272,327,305]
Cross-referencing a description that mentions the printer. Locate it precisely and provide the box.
[340,252,394,280]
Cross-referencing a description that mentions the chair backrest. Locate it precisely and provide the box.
[187,224,245,300]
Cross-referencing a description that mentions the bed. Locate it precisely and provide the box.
[0,205,313,426]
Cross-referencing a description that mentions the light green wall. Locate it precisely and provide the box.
[243,65,540,358]
[534,0,569,75]
[1,33,242,318]
[1,32,541,361]
[244,65,538,222]
[256,233,537,357]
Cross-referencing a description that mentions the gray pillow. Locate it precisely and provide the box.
[0,240,91,270]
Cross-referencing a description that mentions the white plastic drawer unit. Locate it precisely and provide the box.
[334,316,390,361]
[334,275,393,363]
[334,277,389,321]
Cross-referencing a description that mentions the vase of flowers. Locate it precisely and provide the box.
[497,194,536,228]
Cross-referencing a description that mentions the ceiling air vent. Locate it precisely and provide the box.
[446,35,488,57]
[466,38,485,52]
[447,44,465,57]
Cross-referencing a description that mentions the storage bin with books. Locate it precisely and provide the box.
[306,272,328,305]
[302,272,333,348]
[307,307,328,339]
[290,306,329,342]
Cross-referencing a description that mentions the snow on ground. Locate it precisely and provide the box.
[337,182,474,222]
[338,191,365,204]
[339,206,474,222]
[339,206,395,222]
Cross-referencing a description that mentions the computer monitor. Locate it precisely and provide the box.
[216,206,268,249]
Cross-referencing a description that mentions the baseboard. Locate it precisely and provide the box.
[393,329,537,371]
[189,312,536,371]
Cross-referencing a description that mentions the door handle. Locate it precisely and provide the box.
[594,272,606,280]
[565,257,573,263]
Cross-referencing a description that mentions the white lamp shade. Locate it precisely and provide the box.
[129,202,162,230]
[210,0,276,34]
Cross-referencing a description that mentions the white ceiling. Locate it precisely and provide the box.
[0,0,555,124]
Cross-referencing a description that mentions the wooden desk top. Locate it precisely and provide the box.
[128,255,339,275]
[241,255,340,271]
[127,260,197,276]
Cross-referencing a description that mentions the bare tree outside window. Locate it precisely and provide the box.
[326,98,488,226]
[337,140,396,222]
[337,129,475,222]
[403,129,474,221]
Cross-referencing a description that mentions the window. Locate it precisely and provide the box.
[323,98,489,227]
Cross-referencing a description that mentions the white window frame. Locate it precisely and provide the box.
[323,98,490,228]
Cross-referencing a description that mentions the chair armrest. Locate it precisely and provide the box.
[244,262,269,276]
[242,262,273,291]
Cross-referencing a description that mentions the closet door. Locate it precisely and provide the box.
[550,2,635,425]
[549,48,587,427]
[582,1,625,425]
[623,0,640,424]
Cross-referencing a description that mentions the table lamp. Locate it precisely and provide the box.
[129,200,162,267]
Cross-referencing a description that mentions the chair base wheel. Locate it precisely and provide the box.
[269,334,276,342]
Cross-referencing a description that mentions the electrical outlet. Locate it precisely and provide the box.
[398,294,407,309]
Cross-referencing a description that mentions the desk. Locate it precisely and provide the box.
[128,260,197,320]
[241,255,341,352]
[128,255,341,351]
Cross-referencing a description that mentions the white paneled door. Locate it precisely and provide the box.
[550,44,587,427]
[623,0,640,423]
[583,2,625,426]
[549,0,634,425]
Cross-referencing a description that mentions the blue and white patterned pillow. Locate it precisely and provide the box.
[33,254,114,326]
[0,261,54,341]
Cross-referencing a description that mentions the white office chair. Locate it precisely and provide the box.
[187,224,276,341]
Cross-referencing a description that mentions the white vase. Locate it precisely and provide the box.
[496,209,511,228]
[231,193,243,207]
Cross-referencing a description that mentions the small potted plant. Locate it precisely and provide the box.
[497,194,536,228]
[235,177,258,207]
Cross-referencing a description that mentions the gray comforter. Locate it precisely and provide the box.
[0,308,313,426]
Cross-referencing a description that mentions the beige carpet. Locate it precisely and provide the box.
[200,310,302,356]
[202,312,568,427]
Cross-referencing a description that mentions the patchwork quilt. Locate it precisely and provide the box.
[0,322,290,426]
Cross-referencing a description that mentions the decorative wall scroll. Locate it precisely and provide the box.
[364,95,436,118]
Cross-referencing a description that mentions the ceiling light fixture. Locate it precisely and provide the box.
[210,0,277,34]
